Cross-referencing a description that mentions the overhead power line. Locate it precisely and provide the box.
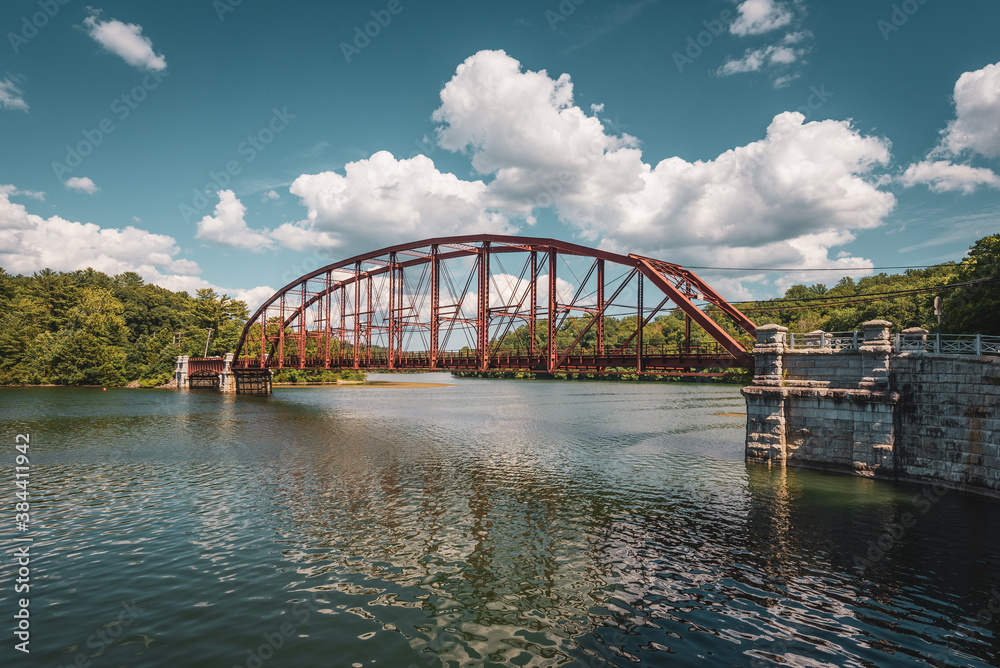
[684,264,947,272]
[726,275,999,311]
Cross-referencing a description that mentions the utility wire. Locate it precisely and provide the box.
[725,276,999,310]
[684,264,949,272]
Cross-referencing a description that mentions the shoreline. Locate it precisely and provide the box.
[274,380,456,388]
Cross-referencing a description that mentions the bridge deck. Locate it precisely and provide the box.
[234,347,746,374]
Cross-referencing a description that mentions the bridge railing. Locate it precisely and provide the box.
[895,332,1000,356]
[783,329,1000,356]
[234,342,738,370]
[786,331,859,351]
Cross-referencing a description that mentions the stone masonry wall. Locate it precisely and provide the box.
[893,353,1000,494]
[743,323,1000,498]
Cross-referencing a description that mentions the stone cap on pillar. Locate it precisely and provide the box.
[899,326,929,351]
[755,323,788,346]
[861,320,893,353]
[862,320,892,341]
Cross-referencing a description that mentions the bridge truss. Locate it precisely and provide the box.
[232,235,757,375]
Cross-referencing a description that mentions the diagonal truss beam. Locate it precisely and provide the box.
[631,255,752,364]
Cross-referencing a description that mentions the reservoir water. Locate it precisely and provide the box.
[2,374,999,666]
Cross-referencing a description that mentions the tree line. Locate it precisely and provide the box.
[0,268,247,387]
[736,233,999,336]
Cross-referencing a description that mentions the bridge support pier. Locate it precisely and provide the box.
[743,321,1000,498]
[742,321,899,478]
[174,355,189,389]
[233,368,273,395]
[175,353,241,393]
[219,353,236,394]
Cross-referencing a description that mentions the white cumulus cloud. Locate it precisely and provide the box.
[0,188,273,306]
[716,43,804,75]
[196,190,275,251]
[730,0,793,36]
[0,193,196,278]
[64,176,100,194]
[901,160,1000,194]
[83,10,167,71]
[0,185,44,201]
[0,76,29,112]
[276,50,896,293]
[938,61,1000,158]
[274,150,514,253]
[716,31,811,86]
[430,51,893,275]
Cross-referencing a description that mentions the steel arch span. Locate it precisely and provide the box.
[232,235,757,375]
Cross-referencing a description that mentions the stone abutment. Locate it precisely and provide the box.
[742,322,1000,497]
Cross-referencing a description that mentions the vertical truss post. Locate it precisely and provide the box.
[339,282,346,364]
[298,283,306,369]
[396,263,404,366]
[324,271,332,369]
[388,252,397,370]
[547,248,557,373]
[353,262,361,370]
[529,250,537,358]
[258,309,265,368]
[596,259,605,359]
[366,274,373,366]
[278,295,286,369]
[430,244,440,370]
[636,275,643,373]
[685,314,692,354]
[478,242,491,371]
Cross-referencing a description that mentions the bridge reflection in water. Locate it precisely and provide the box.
[230,235,757,380]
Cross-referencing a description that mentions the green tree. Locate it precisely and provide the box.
[35,287,130,385]
[945,234,1000,334]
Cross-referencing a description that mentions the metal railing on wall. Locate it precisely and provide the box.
[894,333,1000,356]
[783,330,1000,356]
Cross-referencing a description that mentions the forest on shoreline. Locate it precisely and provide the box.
[1,234,996,387]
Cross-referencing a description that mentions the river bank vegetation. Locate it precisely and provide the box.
[1,234,996,387]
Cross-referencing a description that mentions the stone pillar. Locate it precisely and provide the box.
[742,324,789,465]
[219,353,236,394]
[858,320,893,389]
[853,320,897,477]
[174,355,189,389]
[751,324,788,386]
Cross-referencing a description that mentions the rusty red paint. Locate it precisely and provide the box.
[232,235,756,374]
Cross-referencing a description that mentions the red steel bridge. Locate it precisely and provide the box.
[227,235,757,379]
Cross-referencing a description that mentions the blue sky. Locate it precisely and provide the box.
[1,0,998,307]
